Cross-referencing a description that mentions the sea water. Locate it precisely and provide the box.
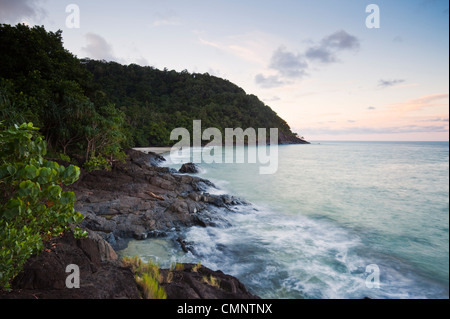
[119,141,449,299]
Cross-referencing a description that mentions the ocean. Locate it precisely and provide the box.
[119,141,449,299]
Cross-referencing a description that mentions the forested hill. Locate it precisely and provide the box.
[83,60,307,146]
[0,24,307,169]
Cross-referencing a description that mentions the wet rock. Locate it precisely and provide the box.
[1,231,139,299]
[67,149,245,243]
[179,162,200,174]
[161,264,259,299]
[176,237,193,253]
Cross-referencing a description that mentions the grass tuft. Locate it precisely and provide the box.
[122,256,166,299]
[202,274,220,288]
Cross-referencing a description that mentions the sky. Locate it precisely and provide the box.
[1,0,449,141]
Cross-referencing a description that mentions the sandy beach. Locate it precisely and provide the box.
[132,147,173,155]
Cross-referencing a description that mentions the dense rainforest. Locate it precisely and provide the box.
[83,60,305,147]
[0,23,306,169]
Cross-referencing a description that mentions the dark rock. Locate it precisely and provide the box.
[192,208,232,228]
[80,211,116,233]
[161,264,259,299]
[176,237,193,253]
[0,231,140,299]
[67,148,243,241]
[278,130,311,145]
[179,162,200,174]
[147,230,168,238]
[128,148,166,167]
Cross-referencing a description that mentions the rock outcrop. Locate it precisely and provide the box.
[69,149,246,249]
[162,264,259,299]
[0,230,140,299]
[179,162,200,174]
[278,130,310,144]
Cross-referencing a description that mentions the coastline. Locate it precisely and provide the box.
[133,147,173,155]
[0,148,257,299]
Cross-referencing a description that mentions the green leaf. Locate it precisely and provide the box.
[6,165,16,176]
[1,198,24,220]
[60,191,76,206]
[24,165,38,179]
[18,180,36,197]
[37,167,52,184]
[43,161,56,169]
[62,165,80,185]
[47,185,62,199]
[0,166,9,179]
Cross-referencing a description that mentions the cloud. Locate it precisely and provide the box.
[81,33,117,62]
[389,93,449,113]
[323,30,360,50]
[305,30,360,63]
[420,117,449,123]
[305,46,336,64]
[393,36,403,43]
[152,11,180,27]
[198,31,270,65]
[0,0,46,23]
[368,106,376,110]
[254,74,287,89]
[378,79,406,88]
[263,96,281,102]
[256,30,359,88]
[303,124,448,136]
[133,56,149,66]
[269,46,309,78]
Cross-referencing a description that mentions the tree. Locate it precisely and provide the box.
[0,24,130,166]
[0,122,86,290]
[82,103,127,170]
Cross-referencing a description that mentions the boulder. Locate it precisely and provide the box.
[1,232,140,299]
[179,162,200,174]
[161,264,259,299]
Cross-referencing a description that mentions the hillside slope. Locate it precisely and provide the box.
[83,60,309,146]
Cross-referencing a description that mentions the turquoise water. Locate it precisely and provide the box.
[119,141,449,299]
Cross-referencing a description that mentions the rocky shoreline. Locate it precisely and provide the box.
[0,149,258,299]
[72,149,249,249]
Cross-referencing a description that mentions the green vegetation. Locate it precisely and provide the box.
[0,24,127,170]
[171,262,185,271]
[83,60,301,146]
[122,256,167,299]
[0,122,86,290]
[1,23,303,163]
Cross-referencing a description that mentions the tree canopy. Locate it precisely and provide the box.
[83,60,302,147]
[1,23,305,165]
[0,24,126,170]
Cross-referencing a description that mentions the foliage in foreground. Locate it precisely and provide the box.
[0,122,86,290]
[0,23,128,169]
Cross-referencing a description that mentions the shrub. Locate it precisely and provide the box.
[59,152,71,163]
[122,256,167,299]
[0,122,86,290]
[83,154,111,172]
